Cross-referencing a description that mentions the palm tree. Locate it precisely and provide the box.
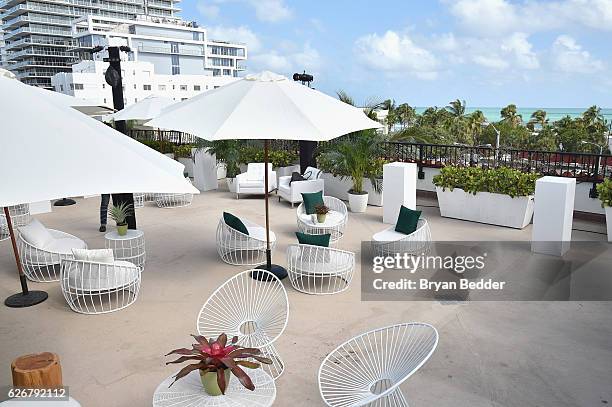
[395,103,416,129]
[529,109,548,129]
[446,99,466,118]
[466,110,486,145]
[500,104,522,127]
[582,105,604,128]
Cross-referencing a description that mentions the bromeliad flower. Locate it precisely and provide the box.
[165,333,272,394]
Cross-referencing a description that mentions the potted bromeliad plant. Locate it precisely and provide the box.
[318,130,386,213]
[314,203,329,223]
[166,333,272,396]
[596,178,612,242]
[109,202,133,236]
[433,166,540,229]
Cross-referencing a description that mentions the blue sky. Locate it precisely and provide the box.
[182,0,612,108]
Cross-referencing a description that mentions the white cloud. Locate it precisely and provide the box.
[207,26,262,53]
[552,34,605,73]
[354,31,439,79]
[472,54,509,70]
[249,44,321,74]
[501,32,539,69]
[448,0,612,35]
[246,0,292,22]
[196,1,220,19]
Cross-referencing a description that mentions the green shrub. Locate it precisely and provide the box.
[596,178,612,207]
[139,139,174,154]
[238,146,297,168]
[174,144,195,158]
[433,166,540,197]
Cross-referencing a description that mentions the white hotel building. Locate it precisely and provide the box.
[50,15,247,106]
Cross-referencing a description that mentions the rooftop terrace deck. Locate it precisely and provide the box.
[0,189,610,406]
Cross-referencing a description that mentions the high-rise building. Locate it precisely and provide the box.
[0,0,182,88]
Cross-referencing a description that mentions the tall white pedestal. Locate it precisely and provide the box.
[383,162,417,224]
[531,176,575,256]
[193,148,218,192]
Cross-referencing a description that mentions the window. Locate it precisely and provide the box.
[59,85,63,91]
[223,69,231,76]
[180,85,187,91]
[171,54,180,75]
[102,83,105,89]
[143,84,152,91]
[135,98,138,103]
[74,83,83,90]
[193,32,200,41]
[172,66,180,75]
[181,98,188,101]
[194,85,201,91]
[134,84,137,89]
[158,84,166,91]
[103,98,106,103]
[170,42,179,53]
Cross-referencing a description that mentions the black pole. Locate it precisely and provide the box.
[4,207,48,308]
[105,46,136,228]
[299,141,317,173]
[252,140,287,281]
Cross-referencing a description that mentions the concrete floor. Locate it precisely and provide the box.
[0,188,610,407]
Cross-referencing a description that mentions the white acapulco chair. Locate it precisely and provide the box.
[133,193,145,209]
[197,269,289,380]
[286,244,355,295]
[216,217,277,266]
[1,204,31,241]
[297,196,348,245]
[155,178,194,208]
[60,258,141,314]
[319,322,439,407]
[372,218,432,257]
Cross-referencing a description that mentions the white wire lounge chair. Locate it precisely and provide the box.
[319,322,439,407]
[1,204,31,241]
[17,219,87,282]
[216,216,277,265]
[286,244,355,295]
[297,196,348,245]
[133,193,145,209]
[60,258,141,314]
[155,178,194,208]
[197,269,289,380]
[372,218,432,257]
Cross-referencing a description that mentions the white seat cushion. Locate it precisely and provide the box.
[289,250,351,276]
[43,237,87,254]
[246,226,276,243]
[372,227,407,243]
[69,260,139,291]
[18,218,53,248]
[239,180,264,188]
[72,248,114,264]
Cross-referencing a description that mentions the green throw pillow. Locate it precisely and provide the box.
[223,212,249,235]
[296,232,330,247]
[395,206,421,235]
[301,190,324,215]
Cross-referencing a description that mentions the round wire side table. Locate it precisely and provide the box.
[104,229,146,270]
[152,369,276,407]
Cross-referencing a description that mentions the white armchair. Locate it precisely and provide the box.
[235,163,277,199]
[278,166,324,206]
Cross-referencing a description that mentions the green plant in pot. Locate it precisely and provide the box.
[318,130,385,213]
[109,202,133,236]
[166,333,272,396]
[198,140,243,193]
[314,203,329,223]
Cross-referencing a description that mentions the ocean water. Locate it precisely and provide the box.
[414,107,612,123]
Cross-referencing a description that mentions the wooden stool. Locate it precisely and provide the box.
[11,352,62,388]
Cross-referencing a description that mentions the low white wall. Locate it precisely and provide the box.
[415,167,604,215]
[321,173,383,206]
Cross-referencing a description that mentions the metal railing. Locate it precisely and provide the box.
[127,129,197,145]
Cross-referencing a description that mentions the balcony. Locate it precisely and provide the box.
[137,44,204,56]
[4,25,73,39]
[4,37,78,51]
[6,47,79,60]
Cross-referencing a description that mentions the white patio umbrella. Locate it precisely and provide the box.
[112,94,176,121]
[0,75,198,307]
[147,71,381,278]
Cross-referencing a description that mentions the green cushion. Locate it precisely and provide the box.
[223,212,249,235]
[301,191,324,215]
[395,205,421,235]
[296,232,330,247]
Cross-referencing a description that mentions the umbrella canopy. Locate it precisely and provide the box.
[147,71,381,140]
[112,95,176,121]
[0,68,114,116]
[0,76,197,207]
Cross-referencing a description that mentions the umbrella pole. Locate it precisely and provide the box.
[252,140,287,281]
[4,207,48,308]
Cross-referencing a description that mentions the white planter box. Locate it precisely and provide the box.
[217,163,227,180]
[606,207,612,243]
[436,186,534,229]
[178,157,194,177]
